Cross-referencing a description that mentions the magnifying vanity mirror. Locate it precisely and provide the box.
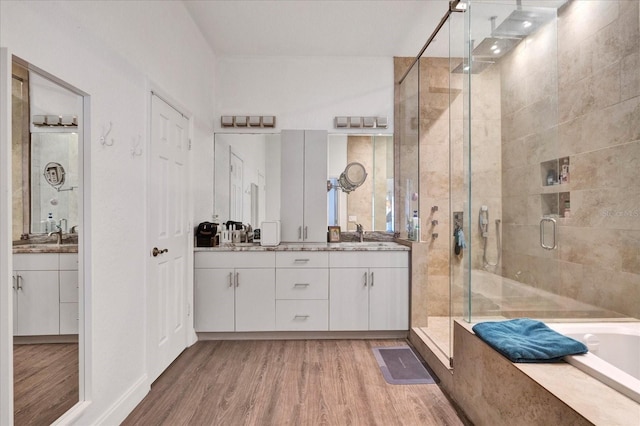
[213,133,394,233]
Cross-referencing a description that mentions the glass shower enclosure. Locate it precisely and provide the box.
[399,0,639,362]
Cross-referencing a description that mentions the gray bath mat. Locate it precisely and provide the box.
[372,346,436,385]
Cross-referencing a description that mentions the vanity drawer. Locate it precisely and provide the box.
[276,251,329,268]
[13,253,58,270]
[329,251,408,268]
[195,251,275,269]
[59,253,79,271]
[276,269,328,299]
[276,300,328,331]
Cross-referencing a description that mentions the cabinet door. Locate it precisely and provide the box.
[369,268,409,330]
[194,268,235,332]
[235,268,275,331]
[15,270,60,335]
[280,129,305,242]
[329,268,369,331]
[60,303,79,334]
[60,270,79,334]
[303,130,328,242]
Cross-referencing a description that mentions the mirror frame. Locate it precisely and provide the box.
[9,54,91,423]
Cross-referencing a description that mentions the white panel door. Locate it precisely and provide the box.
[329,268,369,331]
[303,130,328,242]
[148,94,189,383]
[368,268,409,330]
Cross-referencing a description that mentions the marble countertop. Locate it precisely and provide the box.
[13,244,79,254]
[195,241,410,252]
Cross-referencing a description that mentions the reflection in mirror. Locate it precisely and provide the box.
[213,133,394,233]
[213,133,281,228]
[12,59,82,425]
[31,133,78,233]
[327,134,394,232]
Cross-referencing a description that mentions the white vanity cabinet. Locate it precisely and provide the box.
[280,129,328,243]
[275,252,329,331]
[13,253,76,336]
[329,251,409,331]
[194,252,276,332]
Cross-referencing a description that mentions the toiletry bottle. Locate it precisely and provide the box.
[47,212,56,233]
[412,210,419,241]
[546,170,555,186]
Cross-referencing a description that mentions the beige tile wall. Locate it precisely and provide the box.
[394,56,502,322]
[500,0,640,318]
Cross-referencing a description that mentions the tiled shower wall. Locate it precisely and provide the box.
[500,0,640,318]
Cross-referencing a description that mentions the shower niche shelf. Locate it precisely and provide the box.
[540,157,570,189]
[541,192,571,218]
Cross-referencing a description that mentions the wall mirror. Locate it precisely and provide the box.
[213,133,394,233]
[327,134,394,232]
[13,66,80,239]
[11,58,84,425]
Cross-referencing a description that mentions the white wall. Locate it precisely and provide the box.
[0,1,216,424]
[214,56,394,132]
[2,2,397,424]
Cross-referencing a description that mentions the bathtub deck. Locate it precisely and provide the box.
[455,320,640,426]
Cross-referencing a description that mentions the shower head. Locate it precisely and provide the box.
[491,8,556,39]
[451,59,494,74]
[451,39,495,75]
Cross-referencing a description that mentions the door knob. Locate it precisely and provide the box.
[152,247,169,257]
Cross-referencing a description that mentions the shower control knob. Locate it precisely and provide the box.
[432,220,439,226]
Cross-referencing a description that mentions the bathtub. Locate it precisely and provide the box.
[548,322,640,403]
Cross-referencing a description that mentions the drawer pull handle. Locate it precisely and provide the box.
[228,272,233,287]
[294,315,310,319]
[294,283,310,287]
[294,258,310,263]
[363,272,368,286]
[370,272,374,287]
[235,272,239,287]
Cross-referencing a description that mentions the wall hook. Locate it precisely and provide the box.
[131,134,142,157]
[99,122,114,147]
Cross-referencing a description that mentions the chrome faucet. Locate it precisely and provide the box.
[48,225,63,244]
[356,223,364,242]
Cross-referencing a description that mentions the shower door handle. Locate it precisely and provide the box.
[539,217,557,250]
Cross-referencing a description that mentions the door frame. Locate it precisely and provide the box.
[145,80,196,385]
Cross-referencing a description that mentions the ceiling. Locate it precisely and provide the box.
[182,0,451,58]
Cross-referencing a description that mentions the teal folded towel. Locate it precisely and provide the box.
[472,318,588,363]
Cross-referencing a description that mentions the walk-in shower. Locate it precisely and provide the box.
[397,0,639,366]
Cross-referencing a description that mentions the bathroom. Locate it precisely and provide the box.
[398,0,639,423]
[1,0,639,425]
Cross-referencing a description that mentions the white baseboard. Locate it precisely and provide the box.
[92,374,149,425]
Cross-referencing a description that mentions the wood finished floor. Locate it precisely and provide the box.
[123,339,467,426]
[13,343,79,426]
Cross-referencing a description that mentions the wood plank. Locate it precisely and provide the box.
[13,343,78,426]
[124,339,468,425]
